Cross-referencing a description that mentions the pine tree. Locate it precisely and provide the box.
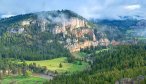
[59,63,63,68]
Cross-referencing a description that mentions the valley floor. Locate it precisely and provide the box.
[0,75,48,84]
[25,57,89,73]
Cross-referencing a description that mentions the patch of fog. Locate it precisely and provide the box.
[1,14,14,18]
[36,11,71,32]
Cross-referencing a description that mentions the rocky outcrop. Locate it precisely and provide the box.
[69,18,87,30]
[67,41,93,52]
[36,19,48,32]
[51,17,112,52]
[21,20,31,26]
[72,28,93,37]
[53,18,88,34]
[67,41,99,52]
[67,38,121,52]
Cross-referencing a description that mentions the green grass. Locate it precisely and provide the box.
[25,57,89,73]
[1,75,47,84]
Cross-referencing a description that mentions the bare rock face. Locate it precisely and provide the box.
[35,19,49,32]
[51,17,113,52]
[21,20,31,26]
[72,28,93,37]
[50,17,100,52]
[69,18,87,30]
[53,17,88,34]
[68,40,99,52]
[40,19,48,32]
[67,41,93,52]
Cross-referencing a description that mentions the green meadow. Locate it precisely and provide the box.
[1,76,47,84]
[25,57,89,73]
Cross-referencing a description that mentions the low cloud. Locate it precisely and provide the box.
[1,14,14,18]
[0,0,145,19]
[124,4,141,11]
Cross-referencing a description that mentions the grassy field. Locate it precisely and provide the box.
[25,57,89,73]
[1,75,47,84]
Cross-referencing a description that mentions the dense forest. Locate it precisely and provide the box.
[49,44,146,84]
[0,32,71,60]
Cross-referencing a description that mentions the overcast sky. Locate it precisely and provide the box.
[0,0,146,19]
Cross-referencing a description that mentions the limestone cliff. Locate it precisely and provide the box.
[1,10,113,53]
[53,17,88,34]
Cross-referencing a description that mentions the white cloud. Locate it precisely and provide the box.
[124,4,141,11]
[0,0,145,19]
[79,5,102,19]
[1,14,14,18]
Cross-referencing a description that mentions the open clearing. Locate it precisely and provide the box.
[25,57,89,73]
[1,75,47,84]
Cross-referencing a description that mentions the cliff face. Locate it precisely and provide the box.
[49,16,102,52]
[67,38,111,52]
[19,16,112,52]
[69,18,87,29]
[53,18,88,34]
[21,21,31,26]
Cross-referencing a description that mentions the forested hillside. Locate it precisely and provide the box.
[49,45,146,84]
[91,19,146,42]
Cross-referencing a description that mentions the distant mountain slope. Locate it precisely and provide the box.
[91,19,146,42]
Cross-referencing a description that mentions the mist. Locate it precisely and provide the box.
[0,0,146,19]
